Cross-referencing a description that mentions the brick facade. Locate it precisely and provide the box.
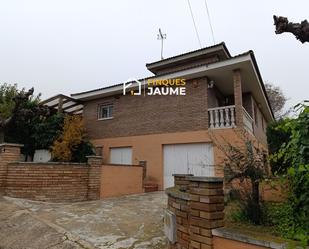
[166,175,224,249]
[83,78,209,140]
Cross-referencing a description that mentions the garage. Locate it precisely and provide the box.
[163,143,214,188]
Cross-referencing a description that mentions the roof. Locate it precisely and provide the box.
[146,42,231,74]
[70,44,274,120]
[71,43,231,98]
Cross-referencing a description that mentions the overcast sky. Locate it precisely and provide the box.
[0,0,308,108]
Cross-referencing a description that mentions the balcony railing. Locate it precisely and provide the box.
[208,105,235,129]
[243,107,254,133]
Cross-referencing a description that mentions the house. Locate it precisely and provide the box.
[60,43,274,190]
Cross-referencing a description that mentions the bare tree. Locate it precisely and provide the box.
[273,15,309,43]
[265,83,288,119]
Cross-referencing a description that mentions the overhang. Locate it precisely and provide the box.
[41,94,83,114]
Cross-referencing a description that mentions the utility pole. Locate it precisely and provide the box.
[157,28,166,60]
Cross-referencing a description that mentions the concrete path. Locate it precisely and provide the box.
[0,192,168,249]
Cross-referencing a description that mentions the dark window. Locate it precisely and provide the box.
[98,104,113,120]
[254,105,258,126]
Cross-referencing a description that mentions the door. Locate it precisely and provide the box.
[110,147,132,165]
[163,143,214,188]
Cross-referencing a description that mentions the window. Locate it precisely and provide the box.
[110,147,132,165]
[98,104,113,120]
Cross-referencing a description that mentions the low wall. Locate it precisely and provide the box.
[0,144,102,202]
[166,174,225,249]
[165,175,290,249]
[100,164,144,198]
[6,162,89,202]
[213,236,269,249]
[212,228,289,249]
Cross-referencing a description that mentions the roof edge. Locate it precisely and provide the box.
[146,42,230,69]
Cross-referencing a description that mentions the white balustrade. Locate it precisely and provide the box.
[208,105,235,129]
[242,107,254,133]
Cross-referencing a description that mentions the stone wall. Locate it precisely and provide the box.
[166,174,225,249]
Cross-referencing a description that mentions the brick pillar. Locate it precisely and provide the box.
[87,156,102,200]
[202,77,209,129]
[166,176,225,249]
[187,176,224,249]
[173,174,193,191]
[233,69,243,128]
[0,143,23,195]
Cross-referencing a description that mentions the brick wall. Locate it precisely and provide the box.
[0,144,22,195]
[6,162,89,202]
[0,144,102,202]
[82,78,208,139]
[166,174,224,249]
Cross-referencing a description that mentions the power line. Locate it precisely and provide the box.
[187,0,202,48]
[204,0,215,45]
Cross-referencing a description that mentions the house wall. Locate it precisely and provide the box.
[91,129,246,190]
[100,164,144,198]
[242,93,253,117]
[83,78,209,140]
[251,97,267,145]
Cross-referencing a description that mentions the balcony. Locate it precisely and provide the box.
[208,105,236,129]
[208,105,254,133]
[242,107,254,133]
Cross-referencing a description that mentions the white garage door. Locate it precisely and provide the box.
[110,147,132,165]
[163,143,214,188]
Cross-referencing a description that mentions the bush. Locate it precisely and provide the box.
[269,102,309,245]
[51,115,94,162]
[263,202,308,246]
[267,119,292,174]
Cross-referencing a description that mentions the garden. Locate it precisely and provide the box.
[221,101,309,248]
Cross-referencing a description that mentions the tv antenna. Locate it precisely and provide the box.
[157,28,166,60]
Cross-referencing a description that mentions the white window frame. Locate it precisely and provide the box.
[110,147,132,165]
[98,104,113,120]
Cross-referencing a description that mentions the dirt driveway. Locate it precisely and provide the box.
[0,192,168,249]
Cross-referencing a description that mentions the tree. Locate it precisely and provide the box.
[211,130,269,224]
[51,115,94,162]
[265,83,287,119]
[0,83,18,119]
[274,15,309,43]
[0,85,37,143]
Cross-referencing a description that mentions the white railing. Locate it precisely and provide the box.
[208,105,235,129]
[242,107,254,133]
